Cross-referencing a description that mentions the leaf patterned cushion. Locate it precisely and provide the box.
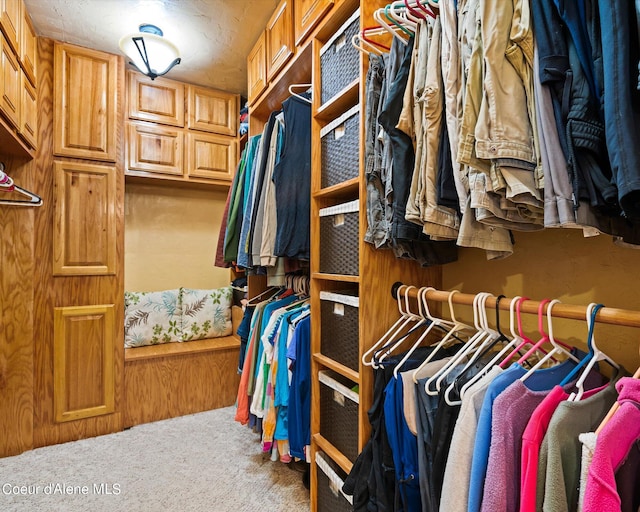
[124,289,182,348]
[180,287,233,341]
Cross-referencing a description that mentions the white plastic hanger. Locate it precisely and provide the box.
[362,285,423,367]
[288,83,312,104]
[519,299,580,382]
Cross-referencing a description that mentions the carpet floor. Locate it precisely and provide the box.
[0,406,310,512]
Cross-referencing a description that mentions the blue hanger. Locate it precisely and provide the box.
[559,303,603,387]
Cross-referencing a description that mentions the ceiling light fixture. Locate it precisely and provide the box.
[119,24,181,80]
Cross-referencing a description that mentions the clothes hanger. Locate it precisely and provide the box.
[568,303,620,401]
[373,7,409,43]
[360,26,392,51]
[245,286,282,306]
[390,287,462,378]
[288,83,312,104]
[383,4,414,35]
[519,299,580,382]
[425,292,493,396]
[443,292,501,405]
[0,168,43,207]
[413,0,437,18]
[389,0,418,28]
[403,0,426,21]
[351,33,387,55]
[498,296,535,368]
[362,285,422,367]
[513,299,553,365]
[458,295,524,398]
[411,289,474,383]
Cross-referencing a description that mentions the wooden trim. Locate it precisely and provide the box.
[125,335,240,362]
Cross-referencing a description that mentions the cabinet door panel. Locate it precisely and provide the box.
[18,69,35,148]
[127,121,184,176]
[247,31,267,105]
[128,72,184,127]
[54,43,119,162]
[266,0,294,81]
[0,0,20,55]
[187,132,237,182]
[1,32,20,128]
[20,6,36,86]
[187,85,238,136]
[53,305,115,422]
[294,0,334,46]
[53,161,117,276]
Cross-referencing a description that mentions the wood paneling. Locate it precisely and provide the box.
[33,38,124,448]
[266,0,294,81]
[187,85,238,136]
[0,157,34,457]
[18,69,35,148]
[187,131,237,182]
[123,346,241,427]
[247,31,267,105]
[294,0,334,46]
[1,31,20,128]
[128,71,184,127]
[53,305,115,422]
[127,121,184,176]
[53,42,118,162]
[0,0,20,55]
[53,160,117,276]
[20,4,35,87]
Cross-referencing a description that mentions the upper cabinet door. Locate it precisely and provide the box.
[266,0,294,81]
[0,31,20,128]
[20,6,35,87]
[128,71,184,127]
[54,43,119,162]
[187,85,238,136]
[247,31,267,105]
[0,0,20,56]
[294,0,334,46]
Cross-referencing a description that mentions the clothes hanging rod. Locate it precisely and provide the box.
[390,281,640,328]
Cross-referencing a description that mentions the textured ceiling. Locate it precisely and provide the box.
[24,0,279,97]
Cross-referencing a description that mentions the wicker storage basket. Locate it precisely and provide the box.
[316,452,352,512]
[320,10,361,105]
[319,199,359,276]
[320,290,359,371]
[320,105,360,189]
[319,370,359,463]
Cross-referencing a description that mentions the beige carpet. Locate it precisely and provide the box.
[0,406,310,512]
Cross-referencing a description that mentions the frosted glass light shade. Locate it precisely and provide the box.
[119,25,180,80]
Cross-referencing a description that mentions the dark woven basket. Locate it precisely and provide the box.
[321,110,360,189]
[320,14,360,105]
[316,453,352,512]
[320,292,359,371]
[320,372,359,463]
[319,206,359,276]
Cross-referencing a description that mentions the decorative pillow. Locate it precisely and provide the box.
[180,287,233,341]
[124,289,182,348]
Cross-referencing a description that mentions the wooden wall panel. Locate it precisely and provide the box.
[53,42,118,162]
[123,347,241,427]
[33,38,124,448]
[53,160,117,275]
[53,305,115,422]
[0,156,34,457]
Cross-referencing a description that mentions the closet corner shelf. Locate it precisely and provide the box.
[313,353,359,383]
[249,42,313,121]
[314,78,359,122]
[314,0,360,42]
[0,115,34,159]
[312,272,360,284]
[313,177,359,199]
[313,433,354,474]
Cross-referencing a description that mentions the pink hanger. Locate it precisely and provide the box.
[404,0,426,20]
[516,299,551,364]
[414,0,437,18]
[361,26,391,51]
[499,296,532,368]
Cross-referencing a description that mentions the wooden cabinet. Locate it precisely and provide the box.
[187,131,238,182]
[128,71,184,127]
[19,69,35,148]
[0,31,20,128]
[187,85,238,136]
[247,31,267,105]
[266,0,294,81]
[127,121,184,177]
[19,3,35,86]
[53,160,118,276]
[53,42,119,162]
[294,0,334,46]
[0,0,20,56]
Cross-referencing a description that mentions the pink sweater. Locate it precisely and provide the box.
[582,378,640,512]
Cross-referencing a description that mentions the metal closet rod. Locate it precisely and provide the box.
[390,281,640,328]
